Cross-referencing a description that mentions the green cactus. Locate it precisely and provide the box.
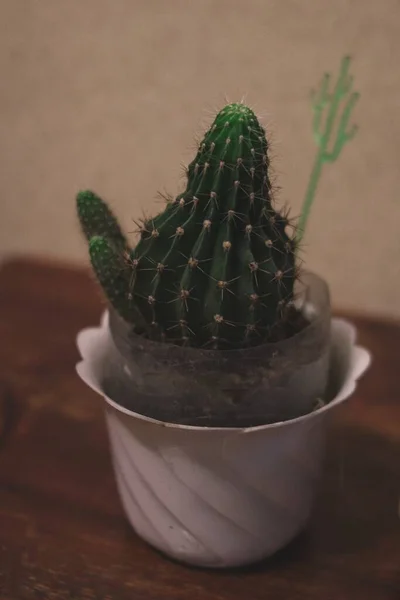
[77,190,127,250]
[77,103,299,349]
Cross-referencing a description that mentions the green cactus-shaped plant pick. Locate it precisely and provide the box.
[297,55,359,244]
[77,103,299,349]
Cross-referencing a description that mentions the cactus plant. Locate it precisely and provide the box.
[77,103,300,350]
[74,56,359,428]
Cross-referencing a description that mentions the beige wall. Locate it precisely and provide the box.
[1,0,399,318]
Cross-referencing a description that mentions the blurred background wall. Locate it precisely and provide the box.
[0,0,399,318]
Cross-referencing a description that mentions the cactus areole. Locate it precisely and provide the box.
[78,103,302,351]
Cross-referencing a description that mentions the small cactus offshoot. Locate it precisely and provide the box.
[77,103,300,349]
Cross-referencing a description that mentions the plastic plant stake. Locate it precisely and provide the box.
[297,55,360,244]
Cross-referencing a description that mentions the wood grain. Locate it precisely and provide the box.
[0,256,399,600]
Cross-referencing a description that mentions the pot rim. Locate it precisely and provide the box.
[76,311,372,434]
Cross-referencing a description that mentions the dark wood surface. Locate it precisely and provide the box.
[0,257,399,600]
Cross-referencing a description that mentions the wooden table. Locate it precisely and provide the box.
[0,257,399,600]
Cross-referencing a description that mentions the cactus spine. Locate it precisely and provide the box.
[77,103,299,349]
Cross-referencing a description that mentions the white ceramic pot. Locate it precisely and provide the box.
[76,312,371,569]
